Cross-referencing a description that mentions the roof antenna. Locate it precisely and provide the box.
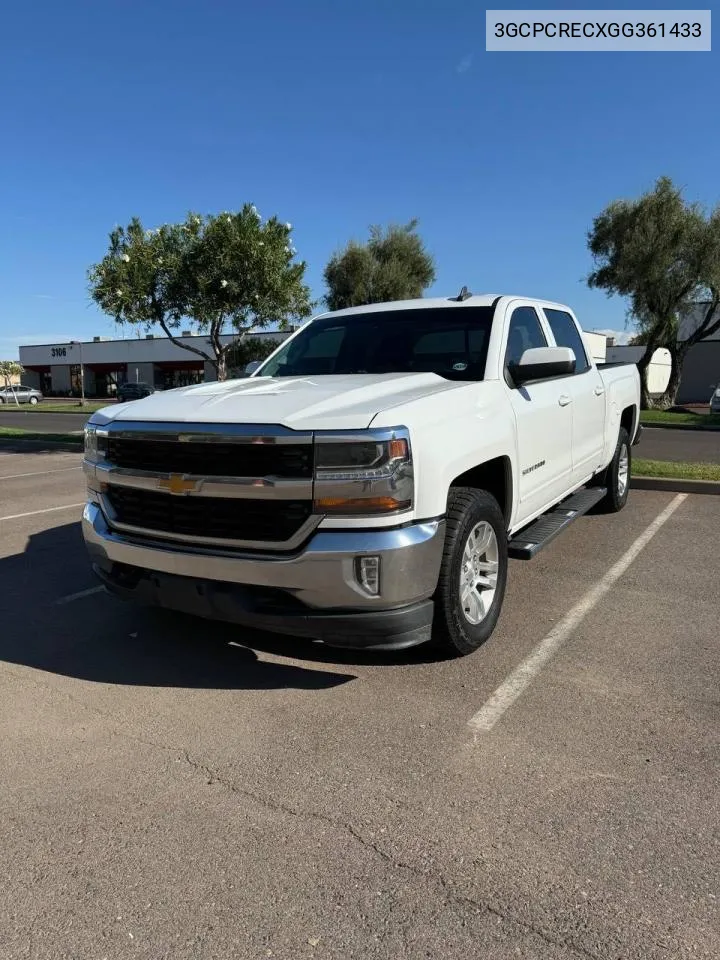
[455,285,472,302]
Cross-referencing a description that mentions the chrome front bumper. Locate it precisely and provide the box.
[82,502,445,647]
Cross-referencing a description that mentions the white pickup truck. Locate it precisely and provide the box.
[82,292,641,657]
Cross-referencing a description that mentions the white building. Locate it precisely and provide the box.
[19,330,291,398]
[583,331,607,363]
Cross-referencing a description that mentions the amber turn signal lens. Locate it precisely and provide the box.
[314,496,411,515]
[388,438,408,460]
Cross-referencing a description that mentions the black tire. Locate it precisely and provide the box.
[595,426,631,513]
[432,487,508,657]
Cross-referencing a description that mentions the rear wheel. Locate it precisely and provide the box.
[595,426,631,513]
[432,488,508,657]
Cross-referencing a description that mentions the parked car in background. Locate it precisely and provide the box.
[117,382,155,403]
[710,385,720,414]
[0,385,43,405]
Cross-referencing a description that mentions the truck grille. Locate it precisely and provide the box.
[106,436,313,479]
[106,487,313,543]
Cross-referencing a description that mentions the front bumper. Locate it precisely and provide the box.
[82,502,444,649]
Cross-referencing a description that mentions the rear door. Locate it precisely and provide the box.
[542,307,606,483]
[502,303,574,522]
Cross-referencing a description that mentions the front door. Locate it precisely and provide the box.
[502,304,574,524]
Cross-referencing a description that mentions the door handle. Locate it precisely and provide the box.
[558,394,572,406]
[594,385,605,396]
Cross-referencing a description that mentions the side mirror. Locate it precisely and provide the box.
[244,360,262,376]
[510,346,576,385]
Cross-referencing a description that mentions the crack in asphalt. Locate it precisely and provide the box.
[179,751,603,960]
[2,669,601,959]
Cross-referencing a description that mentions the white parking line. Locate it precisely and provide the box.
[0,466,79,481]
[468,493,687,734]
[0,503,85,522]
[55,585,106,605]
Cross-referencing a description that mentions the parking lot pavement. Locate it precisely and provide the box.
[0,450,84,519]
[639,427,720,463]
[0,455,718,960]
[0,410,90,432]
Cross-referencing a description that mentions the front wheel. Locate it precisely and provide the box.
[29,396,39,405]
[595,426,631,513]
[432,488,508,657]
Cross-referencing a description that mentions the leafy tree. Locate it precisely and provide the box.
[226,335,283,375]
[324,220,436,311]
[587,177,720,408]
[89,206,312,380]
[0,361,24,404]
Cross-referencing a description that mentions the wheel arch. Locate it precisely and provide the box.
[620,404,638,442]
[448,456,513,528]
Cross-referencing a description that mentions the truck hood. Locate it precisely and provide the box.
[98,374,469,430]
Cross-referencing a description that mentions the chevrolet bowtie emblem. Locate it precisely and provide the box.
[158,474,199,496]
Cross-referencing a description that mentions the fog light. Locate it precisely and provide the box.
[355,556,381,596]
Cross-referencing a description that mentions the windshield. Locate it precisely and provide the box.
[259,306,495,381]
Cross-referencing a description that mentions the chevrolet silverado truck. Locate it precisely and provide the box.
[82,292,641,657]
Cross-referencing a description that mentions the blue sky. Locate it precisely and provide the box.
[1,0,718,359]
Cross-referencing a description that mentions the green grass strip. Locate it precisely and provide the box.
[0,427,83,445]
[0,401,108,414]
[640,410,720,429]
[633,457,720,481]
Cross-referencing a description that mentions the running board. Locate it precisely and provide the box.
[508,487,607,560]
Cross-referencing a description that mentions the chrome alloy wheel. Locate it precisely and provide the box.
[459,521,499,625]
[617,442,629,498]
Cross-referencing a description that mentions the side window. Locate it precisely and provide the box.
[544,309,589,374]
[504,306,547,369]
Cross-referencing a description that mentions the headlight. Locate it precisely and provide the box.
[315,437,409,480]
[83,423,107,463]
[313,430,413,515]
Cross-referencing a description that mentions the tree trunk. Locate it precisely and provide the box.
[635,334,665,409]
[215,352,227,382]
[653,342,687,409]
[636,352,653,410]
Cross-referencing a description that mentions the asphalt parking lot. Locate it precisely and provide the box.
[640,427,720,464]
[0,410,90,434]
[1,448,718,960]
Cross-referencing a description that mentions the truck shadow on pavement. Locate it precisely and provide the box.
[0,522,358,691]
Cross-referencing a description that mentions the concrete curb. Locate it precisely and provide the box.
[632,476,720,495]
